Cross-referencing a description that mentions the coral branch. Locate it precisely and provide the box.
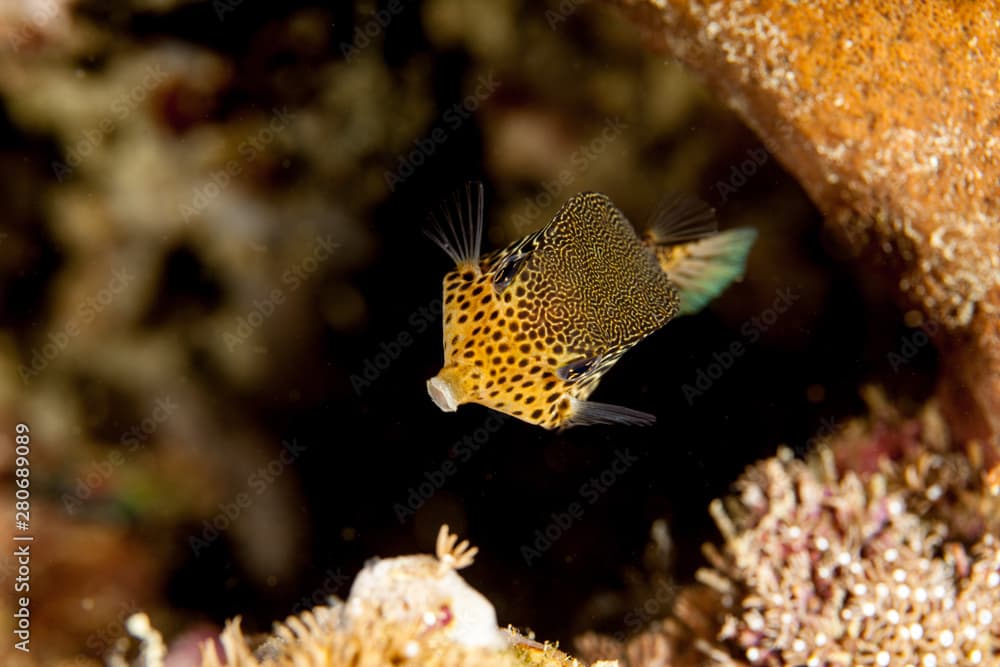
[610,0,1000,446]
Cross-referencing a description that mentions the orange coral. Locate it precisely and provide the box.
[611,0,1000,446]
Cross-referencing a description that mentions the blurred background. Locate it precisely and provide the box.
[0,0,939,663]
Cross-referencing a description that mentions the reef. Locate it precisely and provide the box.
[609,0,1000,446]
[110,526,612,667]
[0,1,830,661]
[2,1,994,665]
[576,396,1000,666]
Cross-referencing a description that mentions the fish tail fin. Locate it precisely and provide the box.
[641,193,755,315]
[655,228,757,316]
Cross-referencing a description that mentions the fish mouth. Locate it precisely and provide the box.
[427,375,459,412]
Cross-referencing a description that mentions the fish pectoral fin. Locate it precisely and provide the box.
[565,397,656,427]
[664,228,758,316]
[424,181,485,270]
[555,355,602,383]
[643,193,718,245]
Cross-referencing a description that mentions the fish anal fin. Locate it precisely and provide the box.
[660,227,757,316]
[643,193,718,246]
[565,397,656,428]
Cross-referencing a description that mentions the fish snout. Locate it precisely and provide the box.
[427,375,460,412]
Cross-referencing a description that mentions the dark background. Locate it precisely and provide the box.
[0,0,939,658]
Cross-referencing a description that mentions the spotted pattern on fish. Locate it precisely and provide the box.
[426,186,755,430]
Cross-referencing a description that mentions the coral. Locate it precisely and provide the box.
[576,400,1000,666]
[609,0,1000,445]
[0,501,163,665]
[698,448,1000,666]
[113,526,615,667]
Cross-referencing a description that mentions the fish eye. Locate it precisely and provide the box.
[556,356,601,383]
[492,253,526,293]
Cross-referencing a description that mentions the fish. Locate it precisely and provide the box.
[424,183,757,430]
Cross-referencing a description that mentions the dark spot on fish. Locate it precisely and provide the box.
[492,356,502,365]
[463,350,474,358]
[519,343,531,353]
[531,408,543,420]
[498,343,509,352]
[492,331,502,341]
[474,311,484,321]
[472,285,484,296]
[462,271,474,281]
[525,396,536,404]
[489,311,499,320]
[518,359,529,368]
[546,393,559,403]
[505,307,514,317]
[544,380,557,391]
[458,314,468,323]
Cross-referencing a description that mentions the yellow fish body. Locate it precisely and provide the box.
[426,185,756,430]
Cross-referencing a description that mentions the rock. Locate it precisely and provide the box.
[610,0,1000,447]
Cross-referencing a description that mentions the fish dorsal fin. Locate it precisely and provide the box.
[424,182,485,272]
[515,192,679,356]
[643,193,718,245]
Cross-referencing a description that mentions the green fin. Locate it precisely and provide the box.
[668,228,757,316]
